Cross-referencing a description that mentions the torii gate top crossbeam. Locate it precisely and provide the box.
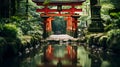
[32,0,85,3]
[32,0,85,16]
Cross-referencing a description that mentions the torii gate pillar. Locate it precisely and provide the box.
[72,15,80,38]
[41,16,49,39]
[65,16,72,36]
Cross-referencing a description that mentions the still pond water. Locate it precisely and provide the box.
[1,44,120,67]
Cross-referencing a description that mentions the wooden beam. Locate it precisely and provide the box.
[40,13,73,17]
[36,9,82,13]
[36,2,83,6]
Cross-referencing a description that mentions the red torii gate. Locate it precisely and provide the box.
[46,17,54,32]
[32,0,85,38]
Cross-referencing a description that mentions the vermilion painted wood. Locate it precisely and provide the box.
[32,0,84,33]
[36,9,82,13]
[32,0,85,5]
[36,2,83,6]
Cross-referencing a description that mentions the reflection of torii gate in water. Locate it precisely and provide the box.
[32,0,85,38]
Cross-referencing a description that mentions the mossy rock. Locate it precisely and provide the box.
[87,33,104,47]
[99,36,108,49]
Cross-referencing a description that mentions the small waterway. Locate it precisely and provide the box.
[1,43,120,67]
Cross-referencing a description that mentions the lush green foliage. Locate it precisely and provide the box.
[110,12,120,29]
[109,0,120,8]
[52,17,66,34]
[0,23,22,38]
[100,0,120,32]
[0,0,43,58]
[43,0,50,5]
[104,12,120,31]
[107,29,120,52]
[0,23,22,56]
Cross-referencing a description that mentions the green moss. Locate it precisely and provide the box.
[43,0,50,5]
[99,36,108,48]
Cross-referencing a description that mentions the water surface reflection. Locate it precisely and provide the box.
[1,44,120,67]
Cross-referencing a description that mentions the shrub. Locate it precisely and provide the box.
[107,29,120,53]
[1,24,19,38]
[104,24,114,32]
[0,24,23,57]
[110,12,120,19]
[0,37,21,57]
